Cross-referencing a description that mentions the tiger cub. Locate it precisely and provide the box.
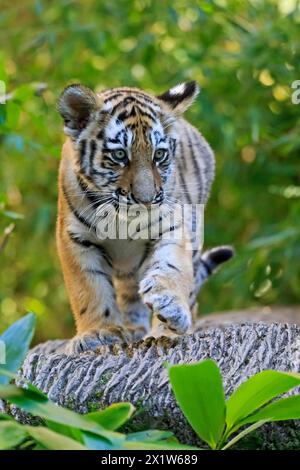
[57,81,233,353]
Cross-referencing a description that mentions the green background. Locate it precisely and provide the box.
[0,0,299,342]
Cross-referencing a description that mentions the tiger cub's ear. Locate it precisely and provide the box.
[156,81,200,115]
[57,84,98,136]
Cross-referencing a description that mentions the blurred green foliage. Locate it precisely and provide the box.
[0,0,299,342]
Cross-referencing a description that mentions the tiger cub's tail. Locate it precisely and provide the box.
[190,245,235,308]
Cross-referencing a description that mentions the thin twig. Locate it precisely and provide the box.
[0,223,15,253]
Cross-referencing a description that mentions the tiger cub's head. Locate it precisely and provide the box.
[58,81,199,206]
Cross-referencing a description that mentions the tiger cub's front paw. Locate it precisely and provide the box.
[139,277,191,335]
[65,326,132,354]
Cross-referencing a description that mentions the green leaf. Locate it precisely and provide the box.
[226,370,300,429]
[247,228,298,249]
[32,443,48,450]
[86,403,135,430]
[81,431,115,450]
[168,360,226,449]
[127,430,174,442]
[13,84,35,103]
[239,395,300,426]
[0,368,16,382]
[0,313,36,384]
[123,440,199,450]
[25,426,87,450]
[2,210,24,220]
[0,384,124,446]
[45,419,83,442]
[0,421,27,449]
[221,419,270,450]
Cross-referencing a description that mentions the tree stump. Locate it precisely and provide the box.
[17,318,300,450]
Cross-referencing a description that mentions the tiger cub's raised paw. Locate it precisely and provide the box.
[139,277,192,335]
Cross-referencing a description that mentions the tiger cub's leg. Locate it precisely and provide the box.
[57,228,131,354]
[114,275,151,341]
[139,238,194,335]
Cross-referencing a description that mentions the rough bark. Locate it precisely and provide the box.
[16,314,300,450]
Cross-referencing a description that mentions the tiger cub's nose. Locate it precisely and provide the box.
[132,188,164,205]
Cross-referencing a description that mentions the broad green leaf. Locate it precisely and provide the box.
[25,426,87,450]
[221,420,270,450]
[82,431,115,450]
[239,395,300,426]
[0,313,36,384]
[0,421,27,449]
[19,439,36,449]
[0,384,124,446]
[127,430,174,442]
[45,419,83,442]
[0,368,48,400]
[168,360,226,449]
[32,443,48,450]
[123,440,199,450]
[0,368,16,381]
[0,414,13,421]
[226,370,300,429]
[86,403,135,430]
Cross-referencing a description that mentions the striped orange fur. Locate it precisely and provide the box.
[57,81,233,353]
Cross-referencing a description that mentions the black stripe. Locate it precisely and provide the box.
[68,233,114,275]
[62,186,94,229]
[141,285,152,294]
[68,231,95,248]
[85,269,113,286]
[97,129,105,140]
[178,168,192,204]
[97,245,113,268]
[137,242,153,269]
[178,140,187,170]
[116,110,128,121]
[85,268,108,276]
[90,168,116,179]
[158,224,180,238]
[104,90,159,108]
[171,138,177,158]
[79,139,87,169]
[104,308,110,317]
[166,263,181,273]
[68,232,113,271]
[76,174,107,210]
[89,139,97,174]
[187,129,201,200]
[114,129,126,141]
[111,99,157,121]
[106,137,122,145]
[132,107,156,122]
[201,258,212,275]
[110,98,130,116]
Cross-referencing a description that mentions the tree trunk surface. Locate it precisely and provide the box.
[16,310,300,449]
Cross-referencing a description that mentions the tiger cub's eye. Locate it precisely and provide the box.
[154,148,167,163]
[112,149,127,161]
